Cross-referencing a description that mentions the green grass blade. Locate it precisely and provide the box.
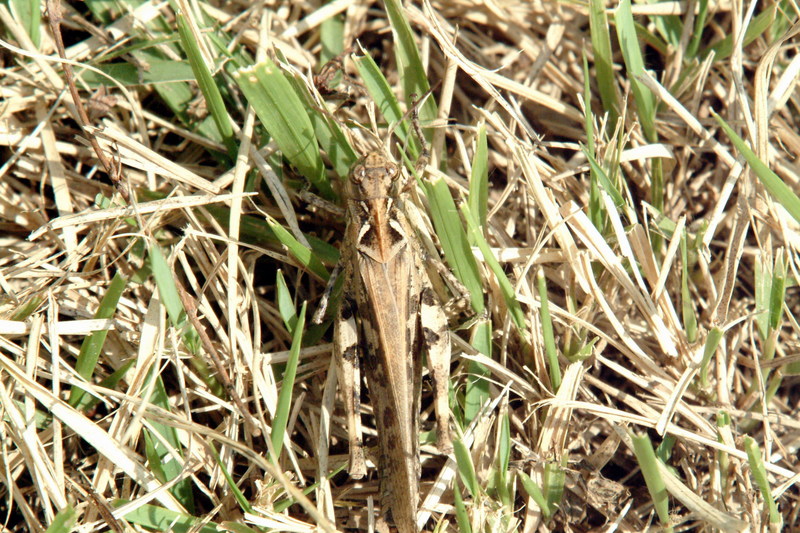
[583,54,604,230]
[234,61,332,198]
[655,435,677,463]
[44,506,76,533]
[461,204,524,331]
[452,478,472,533]
[760,251,786,375]
[744,436,782,525]
[11,295,45,321]
[197,204,340,266]
[68,272,128,408]
[498,412,511,479]
[148,244,195,341]
[176,12,236,156]
[703,5,777,61]
[588,0,617,124]
[116,502,219,533]
[755,255,771,341]
[320,11,344,65]
[713,111,800,224]
[629,431,672,531]
[148,244,220,394]
[314,113,358,180]
[422,179,482,312]
[633,21,669,56]
[276,270,298,329]
[282,73,357,180]
[543,459,567,517]
[143,429,167,483]
[615,17,664,237]
[209,443,254,513]
[424,178,489,423]
[468,125,489,229]
[73,360,135,413]
[537,269,561,391]
[583,52,595,157]
[495,412,512,506]
[686,0,710,58]
[10,0,41,47]
[148,245,187,329]
[768,250,787,331]
[465,321,491,423]
[651,12,682,49]
[679,232,698,343]
[582,146,625,209]
[715,411,731,491]
[353,53,415,151]
[453,438,479,499]
[265,217,331,281]
[615,0,657,142]
[382,0,437,129]
[142,377,195,512]
[271,302,306,462]
[518,470,550,518]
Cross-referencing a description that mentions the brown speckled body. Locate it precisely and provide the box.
[334,152,451,533]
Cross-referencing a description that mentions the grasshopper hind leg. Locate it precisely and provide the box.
[419,282,453,454]
[334,297,367,478]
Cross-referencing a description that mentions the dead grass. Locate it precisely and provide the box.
[1,0,799,532]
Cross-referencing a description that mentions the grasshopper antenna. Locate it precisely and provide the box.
[383,82,440,160]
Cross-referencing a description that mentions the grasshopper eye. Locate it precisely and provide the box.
[350,165,366,183]
[393,171,411,194]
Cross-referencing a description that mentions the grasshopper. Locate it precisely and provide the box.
[330,132,453,532]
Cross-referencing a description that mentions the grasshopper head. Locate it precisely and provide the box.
[347,152,406,200]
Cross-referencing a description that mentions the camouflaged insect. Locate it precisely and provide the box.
[333,150,452,533]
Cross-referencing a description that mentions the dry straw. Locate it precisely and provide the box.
[1,0,798,531]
